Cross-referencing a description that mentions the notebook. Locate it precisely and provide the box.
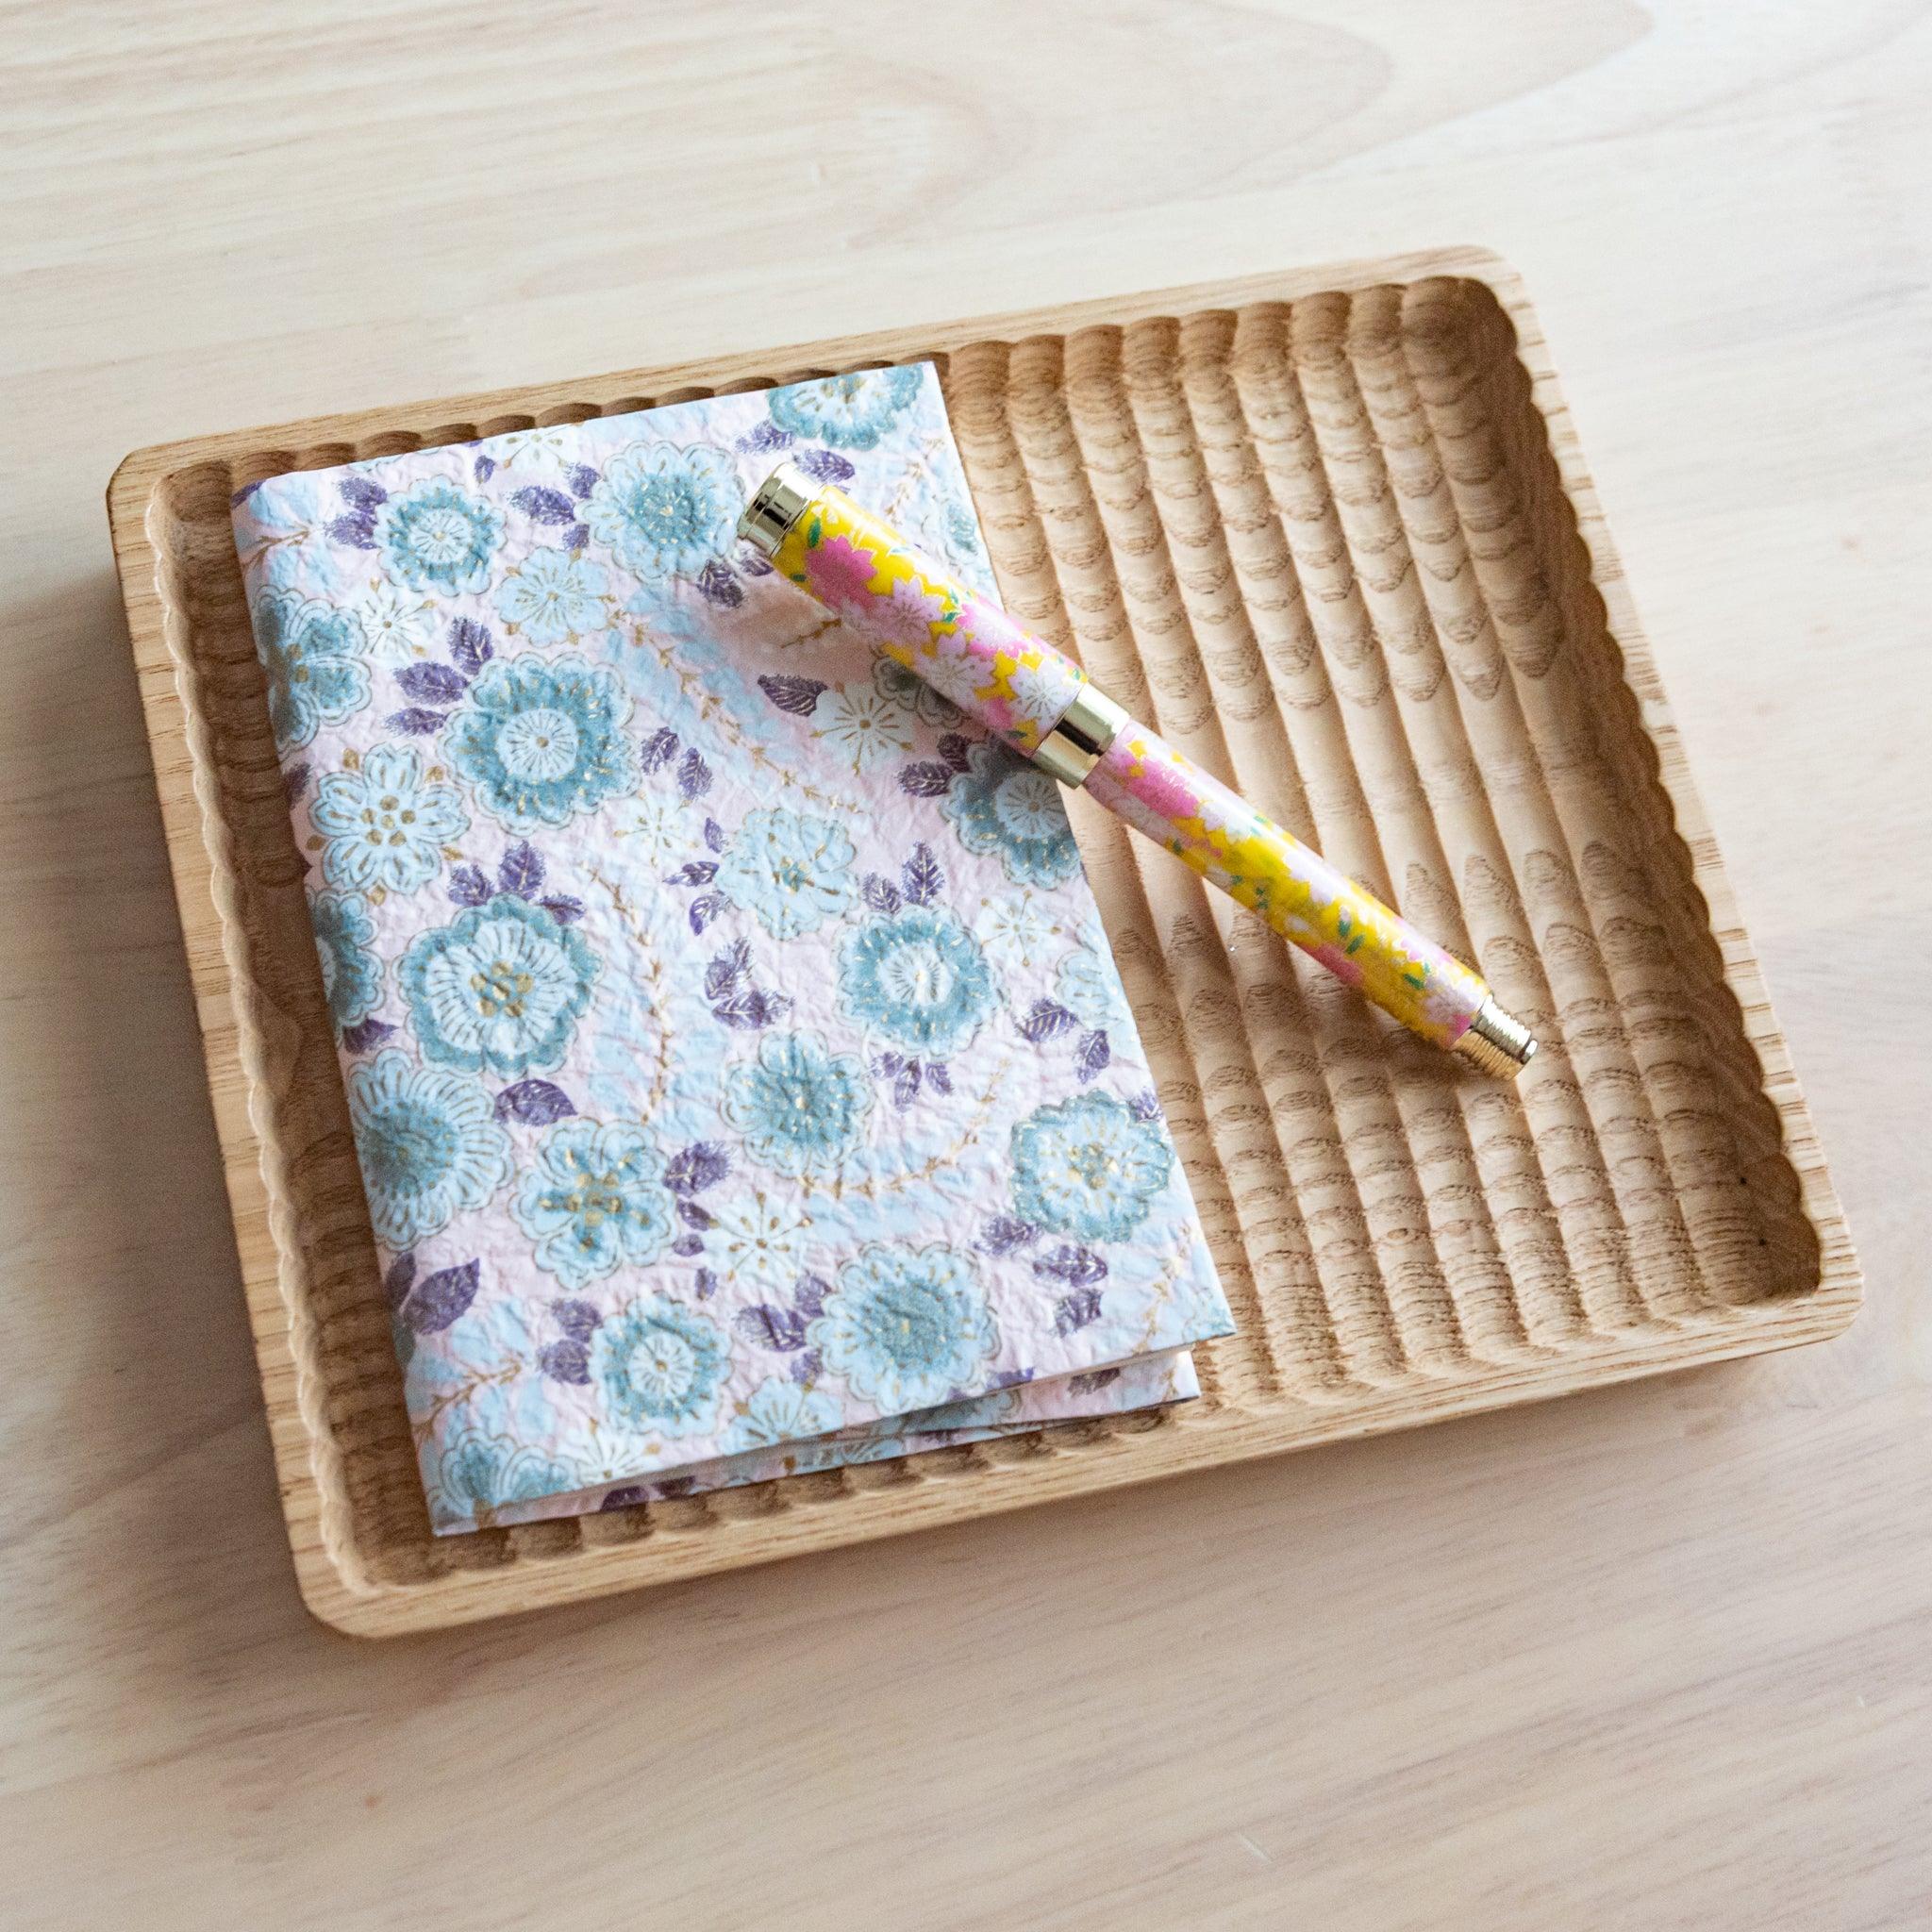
[231,363,1232,1532]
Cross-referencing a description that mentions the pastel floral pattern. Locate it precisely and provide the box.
[431,1429,587,1530]
[513,1120,677,1290]
[811,1242,998,1411]
[708,1196,813,1292]
[839,907,998,1057]
[346,1050,513,1248]
[767,367,924,450]
[493,549,608,645]
[1055,945,1121,1031]
[714,808,857,939]
[253,588,370,753]
[872,653,960,728]
[594,1296,728,1436]
[722,1031,873,1177]
[584,442,739,581]
[375,480,504,595]
[1009,1091,1174,1243]
[445,656,636,832]
[941,741,1082,888]
[312,743,469,894]
[811,683,914,770]
[399,896,599,1078]
[311,890,381,1029]
[724,1377,842,1456]
[357,584,436,664]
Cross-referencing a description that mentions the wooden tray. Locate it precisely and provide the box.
[108,248,1860,1636]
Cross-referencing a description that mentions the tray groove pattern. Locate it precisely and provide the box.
[108,252,1857,1632]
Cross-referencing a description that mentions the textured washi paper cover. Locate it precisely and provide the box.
[230,364,1231,1532]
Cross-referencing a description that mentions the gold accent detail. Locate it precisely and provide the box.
[737,461,814,558]
[1452,997,1539,1079]
[1032,686,1129,788]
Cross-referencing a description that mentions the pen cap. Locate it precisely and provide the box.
[738,462,1100,764]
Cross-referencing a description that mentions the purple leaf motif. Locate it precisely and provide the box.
[696,560,744,608]
[386,708,447,737]
[510,485,576,525]
[1076,1029,1111,1081]
[898,762,953,798]
[739,422,794,454]
[992,1366,1038,1391]
[671,860,718,887]
[497,841,544,898]
[757,674,827,717]
[403,1259,481,1334]
[664,1142,729,1196]
[1129,1089,1163,1123]
[979,1216,1038,1257]
[790,1349,824,1387]
[1069,1368,1123,1396]
[671,1233,706,1258]
[494,1079,575,1125]
[704,940,750,1000]
[566,463,599,500]
[1053,1288,1104,1337]
[694,1268,720,1300]
[537,1339,591,1385]
[688,892,725,934]
[739,551,773,578]
[1034,1244,1108,1288]
[449,618,493,676]
[714,991,786,1029]
[938,733,974,774]
[283,761,311,805]
[396,662,468,706]
[382,1252,417,1310]
[901,842,943,907]
[562,521,590,553]
[1018,999,1077,1043]
[925,1061,953,1096]
[676,1198,713,1231]
[676,748,712,800]
[892,1061,922,1108]
[795,447,857,484]
[340,475,387,511]
[640,726,679,774]
[474,453,497,482]
[861,874,903,916]
[703,817,727,855]
[340,1016,396,1055]
[448,864,493,907]
[539,894,585,924]
[325,514,377,550]
[734,1305,808,1352]
[793,1274,830,1318]
[551,1298,602,1342]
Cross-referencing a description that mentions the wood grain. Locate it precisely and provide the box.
[6,0,1930,1924]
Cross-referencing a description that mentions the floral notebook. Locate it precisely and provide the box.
[231,364,1232,1532]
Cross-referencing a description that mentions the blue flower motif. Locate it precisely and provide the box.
[374,479,504,595]
[493,548,609,645]
[583,442,740,581]
[941,741,1082,888]
[722,1030,873,1177]
[252,587,370,754]
[399,895,599,1079]
[714,808,858,939]
[311,889,382,1029]
[1009,1091,1174,1243]
[512,1120,677,1290]
[311,742,470,895]
[444,655,637,832]
[430,1428,586,1530]
[724,1376,843,1455]
[839,906,998,1057]
[345,1049,513,1248]
[593,1295,728,1436]
[810,1242,998,1411]
[766,368,924,451]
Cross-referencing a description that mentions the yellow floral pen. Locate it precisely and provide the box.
[740,463,1538,1078]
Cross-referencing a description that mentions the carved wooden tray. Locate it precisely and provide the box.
[108,248,1859,1636]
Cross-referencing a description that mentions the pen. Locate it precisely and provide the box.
[737,462,1537,1078]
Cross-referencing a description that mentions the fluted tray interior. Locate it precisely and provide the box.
[109,252,1857,1634]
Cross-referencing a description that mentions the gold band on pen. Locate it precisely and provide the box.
[1031,687,1129,788]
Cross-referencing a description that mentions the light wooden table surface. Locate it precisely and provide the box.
[6,5,1929,1925]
